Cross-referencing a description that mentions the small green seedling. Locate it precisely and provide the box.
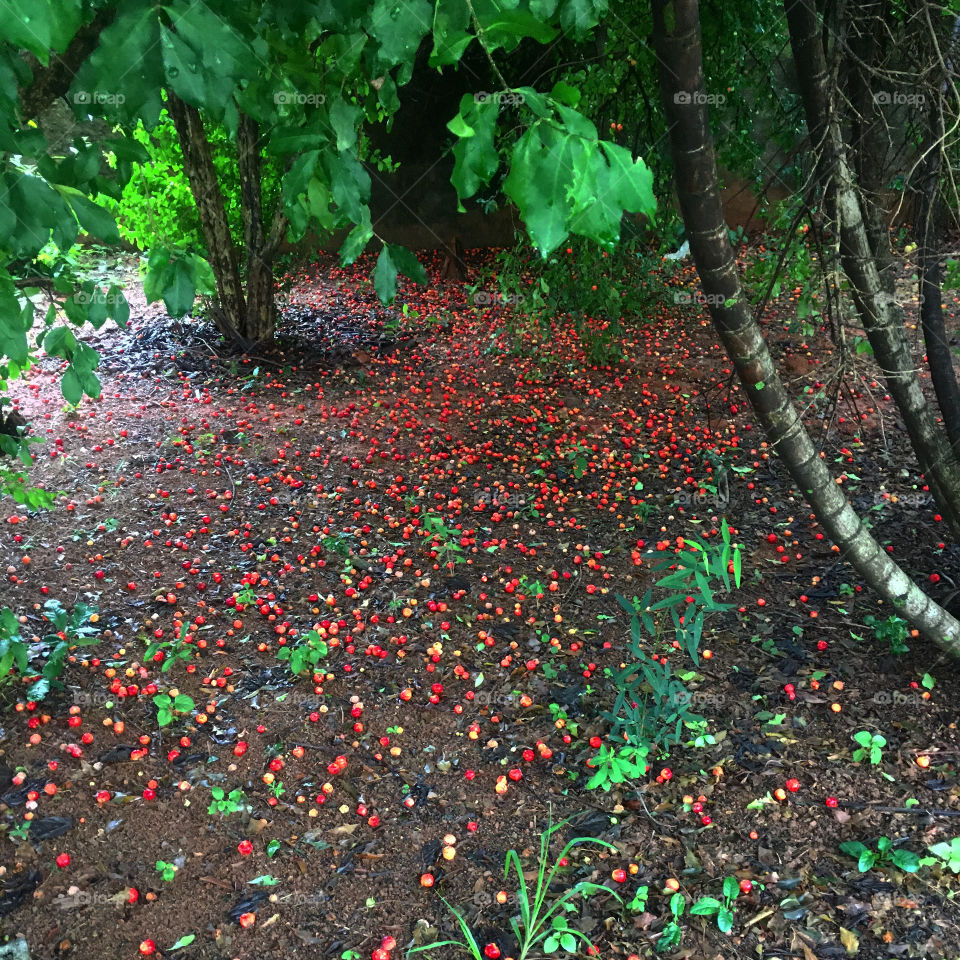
[839,837,921,873]
[156,860,178,882]
[690,876,739,934]
[852,731,886,765]
[927,837,960,873]
[207,787,249,816]
[153,692,195,727]
[657,891,686,952]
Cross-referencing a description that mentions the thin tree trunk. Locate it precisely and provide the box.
[844,1,895,297]
[166,91,249,347]
[236,112,281,344]
[916,108,960,451]
[915,11,960,451]
[650,0,960,654]
[784,0,960,533]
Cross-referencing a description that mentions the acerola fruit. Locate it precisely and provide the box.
[739,879,753,893]
[56,853,70,868]
[825,796,839,807]
[785,778,800,793]
[238,840,253,855]
[484,945,501,959]
[139,940,156,955]
[420,873,435,887]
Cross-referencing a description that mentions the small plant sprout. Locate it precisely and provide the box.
[656,892,686,953]
[927,837,960,873]
[852,731,886,765]
[690,876,740,934]
[409,812,621,960]
[207,787,249,817]
[839,837,921,873]
[156,860,178,882]
[277,628,329,676]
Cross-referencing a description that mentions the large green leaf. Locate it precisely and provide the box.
[388,245,427,285]
[68,194,121,243]
[449,95,500,201]
[370,0,432,69]
[329,97,361,152]
[373,245,399,304]
[73,3,164,127]
[430,0,473,66]
[161,25,208,107]
[0,0,54,62]
[503,123,581,256]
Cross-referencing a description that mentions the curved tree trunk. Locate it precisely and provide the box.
[784,0,960,534]
[651,0,960,654]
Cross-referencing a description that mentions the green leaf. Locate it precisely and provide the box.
[839,841,868,858]
[2,0,54,61]
[61,367,83,405]
[68,195,121,243]
[717,907,735,934]
[559,933,576,952]
[387,244,427,285]
[858,850,877,873]
[248,874,280,886]
[550,80,581,107]
[374,245,398,305]
[449,94,500,201]
[329,98,361,152]
[370,0,432,69]
[169,934,195,951]
[890,849,920,872]
[690,897,722,916]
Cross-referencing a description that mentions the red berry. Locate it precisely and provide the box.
[825,796,838,807]
[484,945,501,960]
[785,778,800,793]
[139,941,156,956]
[56,853,71,868]
[739,879,753,893]
[238,840,253,855]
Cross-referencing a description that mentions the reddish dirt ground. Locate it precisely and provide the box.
[1,248,960,960]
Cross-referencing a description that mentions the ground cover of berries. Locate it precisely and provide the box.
[1,247,960,960]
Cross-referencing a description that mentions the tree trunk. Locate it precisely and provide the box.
[914,13,960,451]
[843,1,896,298]
[166,91,250,347]
[236,112,280,344]
[650,0,960,654]
[784,0,960,534]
